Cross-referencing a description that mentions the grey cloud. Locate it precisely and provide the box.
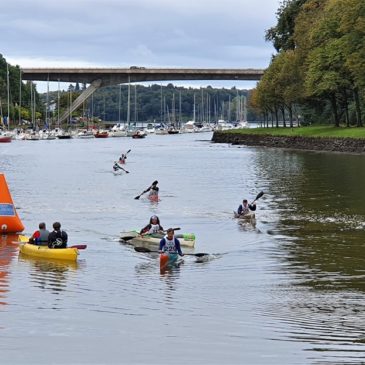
[1,0,279,68]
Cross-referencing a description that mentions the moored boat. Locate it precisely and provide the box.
[120,230,195,248]
[0,132,12,142]
[94,130,109,138]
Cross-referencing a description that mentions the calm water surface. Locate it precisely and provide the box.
[1,133,365,364]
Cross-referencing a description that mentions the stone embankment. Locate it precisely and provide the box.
[212,131,365,154]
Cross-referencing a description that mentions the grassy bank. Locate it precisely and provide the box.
[224,125,365,139]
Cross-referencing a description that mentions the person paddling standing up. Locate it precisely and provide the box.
[48,222,68,249]
[159,228,183,257]
[140,215,164,236]
[237,199,256,216]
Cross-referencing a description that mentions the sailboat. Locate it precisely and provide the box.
[0,63,12,142]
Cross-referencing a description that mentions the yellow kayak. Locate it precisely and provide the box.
[18,236,79,261]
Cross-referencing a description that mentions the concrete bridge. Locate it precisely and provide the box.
[21,67,264,123]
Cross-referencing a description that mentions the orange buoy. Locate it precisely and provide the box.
[0,174,24,233]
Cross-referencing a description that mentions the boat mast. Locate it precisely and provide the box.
[127,76,131,129]
[118,83,122,123]
[18,68,22,126]
[6,62,10,130]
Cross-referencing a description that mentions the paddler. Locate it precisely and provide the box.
[140,215,164,236]
[48,222,68,249]
[237,199,256,216]
[29,222,49,245]
[159,228,184,257]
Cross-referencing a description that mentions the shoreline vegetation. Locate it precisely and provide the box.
[211,126,365,154]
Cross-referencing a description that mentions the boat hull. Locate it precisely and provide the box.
[0,136,12,143]
[233,211,256,220]
[120,231,195,248]
[19,242,78,261]
[160,253,183,270]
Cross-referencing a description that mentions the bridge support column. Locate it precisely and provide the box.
[58,79,102,124]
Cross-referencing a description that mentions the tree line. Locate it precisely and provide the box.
[250,0,365,128]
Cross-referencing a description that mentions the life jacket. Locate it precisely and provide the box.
[48,230,67,248]
[161,236,178,253]
[239,204,250,215]
[148,224,161,234]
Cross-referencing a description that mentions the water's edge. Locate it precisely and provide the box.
[212,131,365,154]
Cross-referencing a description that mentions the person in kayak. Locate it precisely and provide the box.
[146,180,159,198]
[134,180,159,200]
[237,199,257,216]
[119,153,127,164]
[140,215,164,235]
[29,222,49,245]
[159,228,184,256]
[48,222,68,249]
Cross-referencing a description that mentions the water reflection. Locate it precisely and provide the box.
[18,254,79,294]
[253,149,365,362]
[0,235,19,306]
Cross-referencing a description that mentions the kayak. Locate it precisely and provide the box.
[18,236,79,261]
[120,230,195,248]
[233,211,256,220]
[160,252,183,270]
[19,243,79,261]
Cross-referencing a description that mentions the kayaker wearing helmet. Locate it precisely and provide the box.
[140,215,164,236]
[159,228,183,256]
[48,222,68,249]
[237,199,256,216]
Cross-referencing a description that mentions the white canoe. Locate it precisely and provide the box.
[120,231,195,248]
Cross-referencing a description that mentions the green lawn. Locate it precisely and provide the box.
[223,125,365,139]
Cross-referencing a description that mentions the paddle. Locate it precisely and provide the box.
[114,162,129,173]
[134,181,157,199]
[251,191,264,204]
[70,245,87,250]
[14,241,87,249]
[134,246,209,257]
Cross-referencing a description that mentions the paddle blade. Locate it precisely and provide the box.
[134,247,153,253]
[126,149,131,154]
[134,195,140,200]
[70,244,87,250]
[194,253,208,257]
[254,191,264,201]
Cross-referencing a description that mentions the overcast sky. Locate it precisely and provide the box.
[1,0,280,91]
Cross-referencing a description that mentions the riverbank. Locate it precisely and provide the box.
[212,126,365,154]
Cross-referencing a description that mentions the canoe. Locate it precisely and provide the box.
[19,243,79,261]
[0,174,25,233]
[120,230,195,248]
[233,211,256,220]
[160,253,183,270]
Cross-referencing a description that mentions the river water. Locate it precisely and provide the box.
[1,133,365,364]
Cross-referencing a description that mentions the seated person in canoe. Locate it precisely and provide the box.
[29,222,49,245]
[140,215,164,236]
[159,228,183,257]
[237,199,256,217]
[48,222,68,249]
